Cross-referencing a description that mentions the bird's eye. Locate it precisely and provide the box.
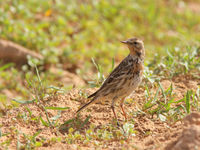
[133,41,138,45]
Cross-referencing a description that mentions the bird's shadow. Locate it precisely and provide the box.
[59,114,91,134]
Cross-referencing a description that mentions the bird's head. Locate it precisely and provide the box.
[121,37,145,58]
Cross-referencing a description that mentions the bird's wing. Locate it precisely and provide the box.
[89,55,136,98]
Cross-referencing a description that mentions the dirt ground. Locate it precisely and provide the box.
[0,75,200,150]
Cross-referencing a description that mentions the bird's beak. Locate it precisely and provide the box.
[120,40,128,44]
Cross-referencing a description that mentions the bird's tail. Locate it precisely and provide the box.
[87,90,98,98]
[76,97,97,114]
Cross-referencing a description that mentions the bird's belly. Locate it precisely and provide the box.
[116,75,142,97]
[130,75,142,89]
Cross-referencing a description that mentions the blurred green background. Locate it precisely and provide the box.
[0,0,200,104]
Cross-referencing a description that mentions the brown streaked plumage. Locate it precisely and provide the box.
[76,37,145,122]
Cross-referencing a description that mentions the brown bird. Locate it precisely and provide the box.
[76,37,145,122]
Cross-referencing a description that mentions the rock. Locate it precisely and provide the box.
[0,39,43,66]
[165,112,200,150]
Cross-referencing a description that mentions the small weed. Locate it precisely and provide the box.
[89,58,105,87]
[17,130,42,150]
[151,46,200,78]
[143,80,200,122]
[59,115,91,134]
[11,66,68,128]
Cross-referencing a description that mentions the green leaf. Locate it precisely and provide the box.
[35,65,42,85]
[153,86,160,103]
[63,118,74,126]
[79,115,90,129]
[174,98,185,103]
[45,106,70,110]
[17,131,21,150]
[26,107,32,117]
[12,99,36,104]
[32,130,41,143]
[0,63,14,71]
[47,86,65,92]
[40,117,49,127]
[35,141,42,147]
[145,84,150,98]
[158,81,167,103]
[185,91,191,114]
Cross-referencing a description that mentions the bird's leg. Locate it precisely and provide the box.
[111,105,118,120]
[120,98,127,121]
[111,97,119,126]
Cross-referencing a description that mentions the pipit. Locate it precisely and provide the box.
[76,37,145,122]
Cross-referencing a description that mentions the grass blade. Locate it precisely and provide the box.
[158,81,167,103]
[63,118,75,126]
[12,99,36,104]
[35,65,42,85]
[79,115,91,129]
[40,116,49,127]
[26,107,32,117]
[185,90,191,114]
[17,130,21,150]
[45,106,70,110]
[0,63,14,71]
[153,86,160,103]
[32,130,41,143]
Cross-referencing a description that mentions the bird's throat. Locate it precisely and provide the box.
[130,51,144,61]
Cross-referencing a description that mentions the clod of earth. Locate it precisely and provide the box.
[165,112,200,150]
[0,40,43,66]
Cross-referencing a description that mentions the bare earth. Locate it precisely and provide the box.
[0,75,200,150]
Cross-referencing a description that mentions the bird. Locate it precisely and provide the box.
[76,37,145,122]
